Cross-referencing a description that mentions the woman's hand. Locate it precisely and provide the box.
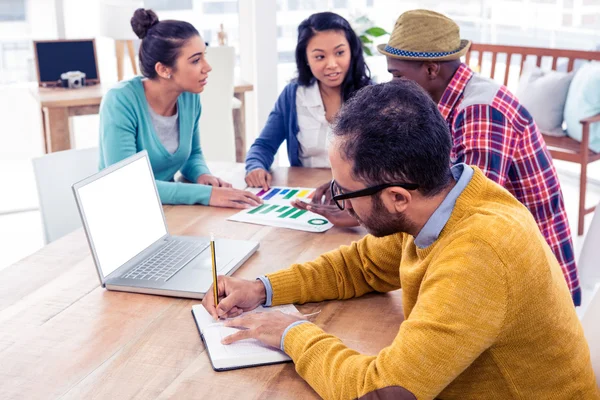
[197,174,233,188]
[245,169,272,191]
[209,187,262,209]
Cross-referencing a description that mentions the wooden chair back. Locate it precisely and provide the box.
[466,44,600,87]
[465,44,600,235]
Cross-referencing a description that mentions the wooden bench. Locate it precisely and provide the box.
[466,44,600,235]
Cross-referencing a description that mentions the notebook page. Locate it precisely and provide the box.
[192,304,298,369]
[204,326,278,356]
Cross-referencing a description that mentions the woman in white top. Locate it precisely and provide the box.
[244,12,371,189]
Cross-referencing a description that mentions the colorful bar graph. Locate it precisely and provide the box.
[229,186,334,232]
[283,189,299,200]
[290,209,307,219]
[263,188,280,200]
[279,208,298,218]
[260,205,279,214]
[248,204,267,214]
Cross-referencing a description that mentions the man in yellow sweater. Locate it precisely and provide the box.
[202,80,599,399]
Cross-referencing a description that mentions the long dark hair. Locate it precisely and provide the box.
[131,8,200,79]
[295,12,371,101]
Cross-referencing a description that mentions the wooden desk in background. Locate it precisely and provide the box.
[32,78,254,163]
[0,165,404,399]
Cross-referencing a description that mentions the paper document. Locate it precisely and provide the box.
[228,186,333,233]
[192,304,298,371]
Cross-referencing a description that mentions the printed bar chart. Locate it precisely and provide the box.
[283,190,299,200]
[262,189,280,201]
[247,204,267,214]
[279,207,298,218]
[259,205,278,214]
[228,186,333,232]
[290,209,306,219]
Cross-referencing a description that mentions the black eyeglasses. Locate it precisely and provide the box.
[330,180,420,210]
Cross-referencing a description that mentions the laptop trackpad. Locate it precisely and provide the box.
[165,252,235,293]
[190,252,234,272]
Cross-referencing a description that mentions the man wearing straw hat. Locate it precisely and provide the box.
[303,10,580,307]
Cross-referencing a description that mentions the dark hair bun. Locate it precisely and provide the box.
[131,8,159,39]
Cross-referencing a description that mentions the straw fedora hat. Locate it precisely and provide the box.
[377,10,471,62]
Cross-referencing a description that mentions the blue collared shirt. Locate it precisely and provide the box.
[259,163,474,351]
[414,163,474,248]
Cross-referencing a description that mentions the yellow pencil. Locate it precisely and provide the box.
[210,233,219,306]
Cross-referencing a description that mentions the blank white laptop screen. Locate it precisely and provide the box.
[77,156,167,278]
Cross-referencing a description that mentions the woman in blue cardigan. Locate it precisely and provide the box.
[99,8,261,208]
[244,12,371,190]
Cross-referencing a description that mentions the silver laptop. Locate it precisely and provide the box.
[72,150,259,299]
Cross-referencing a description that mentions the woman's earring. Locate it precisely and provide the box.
[167,74,171,79]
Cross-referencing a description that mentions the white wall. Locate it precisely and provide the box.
[239,0,279,147]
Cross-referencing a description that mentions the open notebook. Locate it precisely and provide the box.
[191,304,298,371]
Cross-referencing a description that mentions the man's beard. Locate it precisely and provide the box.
[348,195,415,238]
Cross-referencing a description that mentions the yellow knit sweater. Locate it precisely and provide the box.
[267,168,599,400]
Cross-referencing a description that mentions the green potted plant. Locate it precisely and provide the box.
[353,15,389,56]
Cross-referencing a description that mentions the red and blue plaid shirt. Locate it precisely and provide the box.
[439,63,580,305]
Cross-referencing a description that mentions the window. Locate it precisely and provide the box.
[0,0,25,21]
[582,13,600,28]
[278,50,295,63]
[288,0,318,11]
[144,0,193,11]
[0,41,32,82]
[203,1,238,14]
[135,1,240,58]
[333,0,348,8]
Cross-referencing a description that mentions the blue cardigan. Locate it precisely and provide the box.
[98,76,213,205]
[245,82,301,172]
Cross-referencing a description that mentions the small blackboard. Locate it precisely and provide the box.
[33,39,100,87]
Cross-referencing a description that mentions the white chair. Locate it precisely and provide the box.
[581,283,600,386]
[32,147,99,244]
[199,46,236,162]
[577,200,600,318]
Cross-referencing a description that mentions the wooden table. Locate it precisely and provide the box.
[0,165,404,400]
[32,78,254,162]
[232,80,253,163]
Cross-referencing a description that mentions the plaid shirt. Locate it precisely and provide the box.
[439,63,580,306]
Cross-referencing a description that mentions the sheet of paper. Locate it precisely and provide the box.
[206,326,277,356]
[192,304,298,368]
[228,186,333,233]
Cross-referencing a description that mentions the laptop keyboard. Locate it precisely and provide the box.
[123,239,209,282]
